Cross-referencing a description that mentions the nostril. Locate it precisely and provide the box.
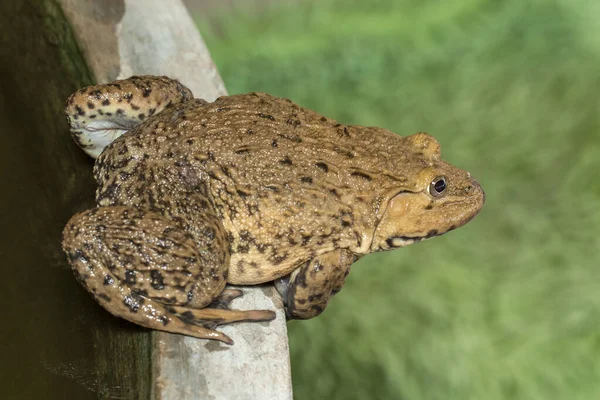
[464,185,473,193]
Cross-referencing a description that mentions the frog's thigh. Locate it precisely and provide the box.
[283,249,355,319]
[63,206,274,344]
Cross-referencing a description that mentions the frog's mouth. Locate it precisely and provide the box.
[382,228,446,249]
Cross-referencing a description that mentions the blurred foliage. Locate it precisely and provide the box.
[196,0,600,399]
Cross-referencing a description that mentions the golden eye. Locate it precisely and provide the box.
[429,176,447,197]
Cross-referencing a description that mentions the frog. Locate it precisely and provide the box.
[62,75,484,344]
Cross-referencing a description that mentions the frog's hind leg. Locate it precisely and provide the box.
[62,205,275,345]
[64,76,195,158]
[208,288,244,309]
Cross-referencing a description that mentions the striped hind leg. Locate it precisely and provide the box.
[62,205,275,344]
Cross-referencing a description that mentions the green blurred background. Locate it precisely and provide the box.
[191,0,600,399]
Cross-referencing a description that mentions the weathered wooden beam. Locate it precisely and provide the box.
[58,1,293,398]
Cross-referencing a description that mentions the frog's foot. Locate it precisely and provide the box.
[165,304,276,344]
[277,249,356,320]
[166,289,275,344]
[62,205,275,344]
[64,75,194,158]
[208,288,244,310]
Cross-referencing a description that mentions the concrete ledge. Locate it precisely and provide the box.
[58,1,293,398]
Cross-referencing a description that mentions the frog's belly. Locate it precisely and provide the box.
[226,245,334,285]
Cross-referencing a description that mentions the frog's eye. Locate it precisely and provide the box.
[429,176,447,197]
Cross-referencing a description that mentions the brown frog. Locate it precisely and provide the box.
[62,76,484,344]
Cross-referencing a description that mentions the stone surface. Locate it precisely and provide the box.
[153,286,292,400]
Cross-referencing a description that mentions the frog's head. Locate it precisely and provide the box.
[370,132,484,251]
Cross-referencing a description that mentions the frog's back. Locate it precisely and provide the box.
[94,92,422,284]
[153,92,416,190]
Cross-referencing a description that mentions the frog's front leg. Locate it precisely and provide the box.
[62,206,275,344]
[276,249,357,319]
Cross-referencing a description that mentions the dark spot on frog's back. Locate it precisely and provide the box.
[279,156,293,165]
[278,133,302,143]
[301,235,312,246]
[236,189,251,198]
[315,162,329,172]
[300,176,313,184]
[264,184,279,192]
[75,105,85,116]
[220,165,233,178]
[258,113,275,121]
[102,99,111,106]
[350,171,373,181]
[142,87,152,97]
[286,117,301,127]
[87,101,95,109]
[234,148,250,155]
